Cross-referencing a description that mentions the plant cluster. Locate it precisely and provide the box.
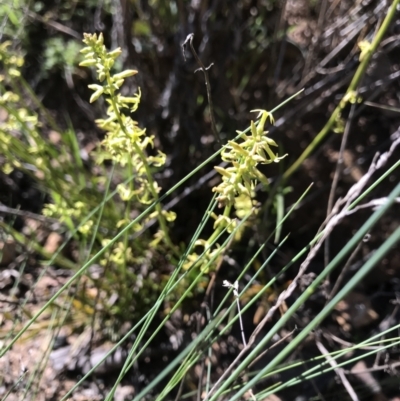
[214,110,286,208]
[3,4,400,397]
[80,32,176,250]
[0,35,176,330]
[184,109,287,272]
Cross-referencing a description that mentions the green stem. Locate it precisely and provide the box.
[105,73,177,256]
[283,0,400,180]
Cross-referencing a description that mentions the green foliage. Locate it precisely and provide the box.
[42,38,81,73]
[0,37,175,330]
[0,32,289,333]
[0,0,27,38]
[2,1,400,397]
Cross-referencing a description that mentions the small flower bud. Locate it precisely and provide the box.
[79,59,97,67]
[214,166,231,178]
[89,87,104,103]
[113,70,138,79]
[108,47,122,59]
[96,33,104,45]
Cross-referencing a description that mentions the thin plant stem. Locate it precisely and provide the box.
[283,0,400,180]
[324,101,356,266]
[182,33,221,144]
